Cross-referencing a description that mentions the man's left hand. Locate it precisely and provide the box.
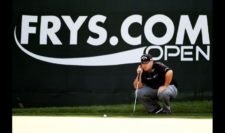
[157,86,168,95]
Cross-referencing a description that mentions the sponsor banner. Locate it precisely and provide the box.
[14,14,211,65]
[12,0,212,107]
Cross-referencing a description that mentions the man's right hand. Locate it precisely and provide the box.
[134,65,144,89]
[137,65,143,74]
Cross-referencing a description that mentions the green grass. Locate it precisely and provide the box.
[13,100,212,118]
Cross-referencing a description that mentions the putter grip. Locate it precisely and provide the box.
[137,72,141,81]
[136,73,141,89]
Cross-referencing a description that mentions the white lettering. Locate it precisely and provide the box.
[145,46,164,60]
[164,46,180,60]
[40,16,62,45]
[62,16,87,45]
[20,15,38,44]
[144,14,174,45]
[181,46,193,61]
[121,15,142,45]
[196,46,210,61]
[176,15,210,45]
[87,15,107,46]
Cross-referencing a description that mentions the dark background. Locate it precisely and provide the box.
[11,0,212,107]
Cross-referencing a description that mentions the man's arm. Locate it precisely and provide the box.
[133,65,144,89]
[158,69,173,94]
[164,69,173,87]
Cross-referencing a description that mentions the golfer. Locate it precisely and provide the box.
[133,54,178,114]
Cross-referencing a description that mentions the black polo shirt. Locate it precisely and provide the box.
[141,62,177,89]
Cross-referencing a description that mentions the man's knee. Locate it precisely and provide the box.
[158,91,170,100]
[136,86,157,100]
[137,90,145,100]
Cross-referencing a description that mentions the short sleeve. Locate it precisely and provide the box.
[154,62,171,74]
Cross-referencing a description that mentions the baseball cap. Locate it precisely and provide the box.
[141,54,153,64]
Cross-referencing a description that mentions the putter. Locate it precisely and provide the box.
[133,72,140,113]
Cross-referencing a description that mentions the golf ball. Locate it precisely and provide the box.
[103,114,107,117]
